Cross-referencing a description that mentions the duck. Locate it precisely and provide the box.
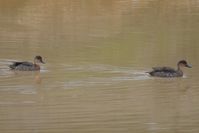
[9,55,45,71]
[148,60,192,77]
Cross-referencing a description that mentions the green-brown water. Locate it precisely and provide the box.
[0,0,199,133]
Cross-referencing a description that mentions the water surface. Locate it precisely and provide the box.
[0,0,199,133]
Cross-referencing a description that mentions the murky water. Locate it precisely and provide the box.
[0,0,199,133]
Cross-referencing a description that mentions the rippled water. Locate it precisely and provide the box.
[0,0,199,133]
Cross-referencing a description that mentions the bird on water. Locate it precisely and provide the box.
[148,60,192,77]
[9,56,45,71]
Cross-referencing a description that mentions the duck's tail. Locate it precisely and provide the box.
[9,64,15,69]
[9,62,18,70]
[146,71,152,76]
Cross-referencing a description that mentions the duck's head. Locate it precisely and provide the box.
[177,60,192,68]
[34,56,45,64]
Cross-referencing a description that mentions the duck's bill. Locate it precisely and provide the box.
[186,64,192,68]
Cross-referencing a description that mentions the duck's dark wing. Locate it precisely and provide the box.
[152,67,176,73]
[9,62,33,69]
[148,67,177,77]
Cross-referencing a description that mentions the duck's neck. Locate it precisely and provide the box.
[33,60,40,70]
[33,59,37,65]
[177,65,181,71]
[177,65,183,76]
